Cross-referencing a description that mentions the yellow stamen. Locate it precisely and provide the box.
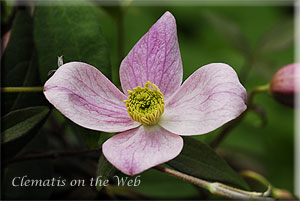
[123,81,164,125]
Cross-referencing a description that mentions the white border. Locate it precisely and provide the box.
[4,0,299,197]
[295,0,300,198]
[4,0,296,6]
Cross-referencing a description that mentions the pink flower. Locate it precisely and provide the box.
[44,12,247,175]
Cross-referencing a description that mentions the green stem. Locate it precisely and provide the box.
[154,166,274,200]
[247,83,270,107]
[240,170,272,194]
[240,170,294,199]
[1,86,44,93]
[210,112,246,148]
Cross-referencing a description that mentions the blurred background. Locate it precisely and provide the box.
[1,0,295,199]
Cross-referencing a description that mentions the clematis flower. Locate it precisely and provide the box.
[44,11,247,175]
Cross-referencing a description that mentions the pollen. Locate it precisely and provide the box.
[124,81,164,125]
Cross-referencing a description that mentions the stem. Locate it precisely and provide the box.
[4,148,100,166]
[154,166,274,200]
[1,86,44,93]
[210,112,246,148]
[240,170,271,189]
[241,170,295,200]
[153,165,210,189]
[112,7,124,88]
[210,83,270,148]
[247,83,270,107]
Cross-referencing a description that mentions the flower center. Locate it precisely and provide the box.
[124,81,164,125]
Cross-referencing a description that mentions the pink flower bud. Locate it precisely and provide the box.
[270,63,300,107]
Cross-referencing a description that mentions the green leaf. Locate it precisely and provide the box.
[202,11,250,56]
[69,120,102,149]
[34,0,112,83]
[167,137,249,190]
[2,10,33,74]
[11,53,48,110]
[1,10,46,115]
[2,131,54,199]
[1,106,51,158]
[257,19,293,53]
[96,153,117,191]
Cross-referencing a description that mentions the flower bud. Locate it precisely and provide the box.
[270,63,300,107]
[272,188,294,200]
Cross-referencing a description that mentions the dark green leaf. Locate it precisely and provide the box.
[1,10,33,74]
[34,1,111,83]
[96,153,117,191]
[1,10,46,115]
[257,19,294,53]
[1,106,50,158]
[167,137,249,190]
[69,120,102,148]
[202,11,250,56]
[2,131,54,199]
[11,51,49,111]
[2,62,29,114]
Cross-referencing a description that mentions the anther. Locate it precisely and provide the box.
[124,81,164,125]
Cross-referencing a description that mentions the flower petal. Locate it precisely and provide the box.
[44,62,140,132]
[120,11,183,99]
[159,63,247,135]
[102,125,183,175]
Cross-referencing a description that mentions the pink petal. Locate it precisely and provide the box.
[159,63,247,135]
[102,125,183,175]
[44,62,140,132]
[120,11,183,99]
